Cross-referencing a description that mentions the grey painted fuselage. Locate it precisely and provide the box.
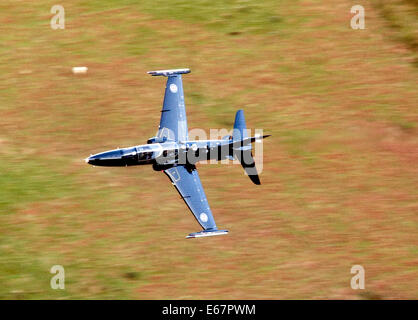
[86,138,234,169]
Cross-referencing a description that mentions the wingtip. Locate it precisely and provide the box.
[147,68,191,76]
[186,230,229,239]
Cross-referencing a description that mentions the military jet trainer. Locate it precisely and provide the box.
[86,68,269,238]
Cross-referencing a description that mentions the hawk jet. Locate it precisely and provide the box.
[86,68,269,238]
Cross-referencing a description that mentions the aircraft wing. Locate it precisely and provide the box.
[163,165,228,238]
[148,69,189,142]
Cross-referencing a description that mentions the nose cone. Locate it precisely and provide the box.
[84,149,129,167]
[85,154,100,165]
[85,156,94,165]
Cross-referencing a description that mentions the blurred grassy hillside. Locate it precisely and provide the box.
[0,0,417,299]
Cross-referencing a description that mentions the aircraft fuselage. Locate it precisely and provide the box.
[86,138,235,169]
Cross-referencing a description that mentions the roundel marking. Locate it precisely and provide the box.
[169,83,178,93]
[199,213,208,223]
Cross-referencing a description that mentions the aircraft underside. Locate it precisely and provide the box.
[86,68,268,238]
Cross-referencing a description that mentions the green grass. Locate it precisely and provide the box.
[0,157,73,214]
[80,0,298,35]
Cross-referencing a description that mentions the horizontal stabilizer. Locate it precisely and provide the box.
[147,68,191,77]
[232,135,271,149]
[186,229,229,239]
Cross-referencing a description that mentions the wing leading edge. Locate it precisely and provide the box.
[164,165,228,238]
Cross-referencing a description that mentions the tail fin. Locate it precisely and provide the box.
[232,110,261,185]
[233,110,248,141]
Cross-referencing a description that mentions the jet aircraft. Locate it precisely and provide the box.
[86,68,269,238]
